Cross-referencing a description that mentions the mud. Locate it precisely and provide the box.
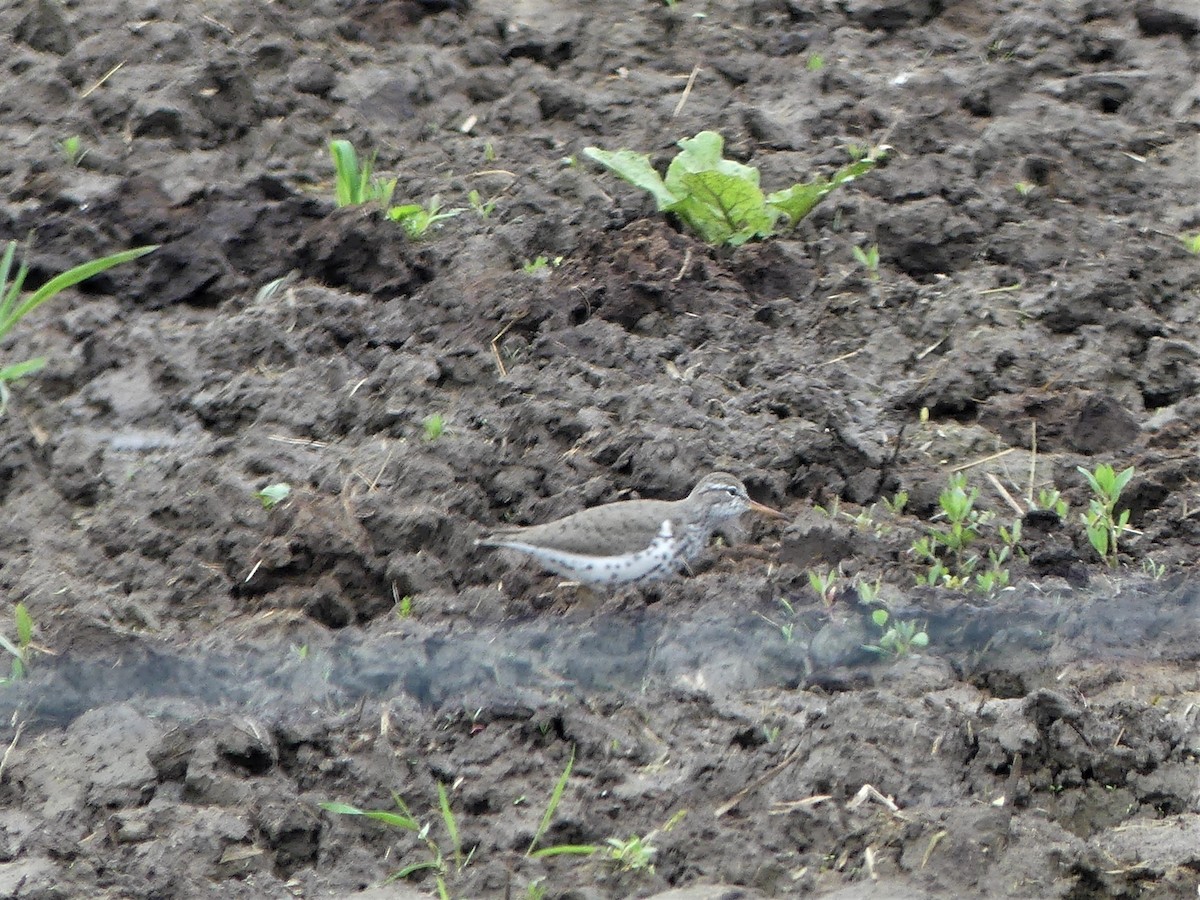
[1,0,1199,897]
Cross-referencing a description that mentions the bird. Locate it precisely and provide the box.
[477,472,787,587]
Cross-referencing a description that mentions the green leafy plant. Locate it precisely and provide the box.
[0,603,34,682]
[0,240,156,412]
[329,139,397,208]
[422,413,447,441]
[60,135,85,166]
[806,53,825,71]
[396,595,414,618]
[1034,488,1068,519]
[320,783,470,895]
[1179,232,1200,254]
[807,568,838,607]
[522,255,563,275]
[852,243,880,279]
[769,596,796,643]
[583,131,885,246]
[255,482,291,510]
[1078,464,1134,567]
[863,608,928,659]
[881,491,908,515]
[1014,181,1035,197]
[468,189,497,219]
[386,195,464,238]
[910,473,1012,593]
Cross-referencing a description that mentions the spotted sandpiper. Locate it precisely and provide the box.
[477,472,786,587]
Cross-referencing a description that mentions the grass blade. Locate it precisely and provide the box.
[0,358,47,383]
[529,844,599,859]
[0,246,157,343]
[527,745,575,855]
[14,603,32,647]
[318,801,421,832]
[437,782,462,867]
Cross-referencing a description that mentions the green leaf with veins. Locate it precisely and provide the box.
[581,148,678,209]
[669,171,775,245]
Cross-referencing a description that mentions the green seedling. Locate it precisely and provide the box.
[60,135,85,166]
[0,240,156,413]
[522,256,563,275]
[1179,232,1200,255]
[1014,181,1035,197]
[422,413,447,441]
[321,782,470,895]
[1142,558,1166,580]
[527,746,575,855]
[881,491,908,515]
[468,189,497,219]
[386,195,464,238]
[852,243,880,279]
[855,579,882,604]
[773,596,796,643]
[329,139,397,208]
[255,482,291,510]
[396,595,413,618]
[1034,488,1068,519]
[974,547,1011,595]
[863,608,928,659]
[584,131,886,246]
[1078,463,1134,567]
[807,568,838,607]
[604,834,657,872]
[806,53,825,71]
[910,473,1014,593]
[0,603,34,682]
[931,473,991,559]
[483,142,496,162]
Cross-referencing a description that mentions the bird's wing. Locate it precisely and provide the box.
[480,500,675,556]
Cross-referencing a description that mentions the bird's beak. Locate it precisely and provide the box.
[748,499,788,520]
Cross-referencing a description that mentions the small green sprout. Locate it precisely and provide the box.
[386,195,464,238]
[1179,232,1200,254]
[584,131,886,247]
[256,482,292,509]
[522,255,563,275]
[1014,181,1035,197]
[852,243,880,279]
[422,413,447,441]
[863,608,928,659]
[0,603,34,682]
[807,568,838,607]
[1035,488,1068,519]
[0,240,157,413]
[605,834,657,872]
[855,578,882,604]
[806,53,825,71]
[1078,464,1134,567]
[396,595,413,618]
[60,135,85,166]
[320,783,469,894]
[329,139,397,208]
[468,189,497,219]
[483,142,496,162]
[882,491,908,515]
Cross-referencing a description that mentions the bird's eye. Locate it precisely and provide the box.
[726,487,738,496]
